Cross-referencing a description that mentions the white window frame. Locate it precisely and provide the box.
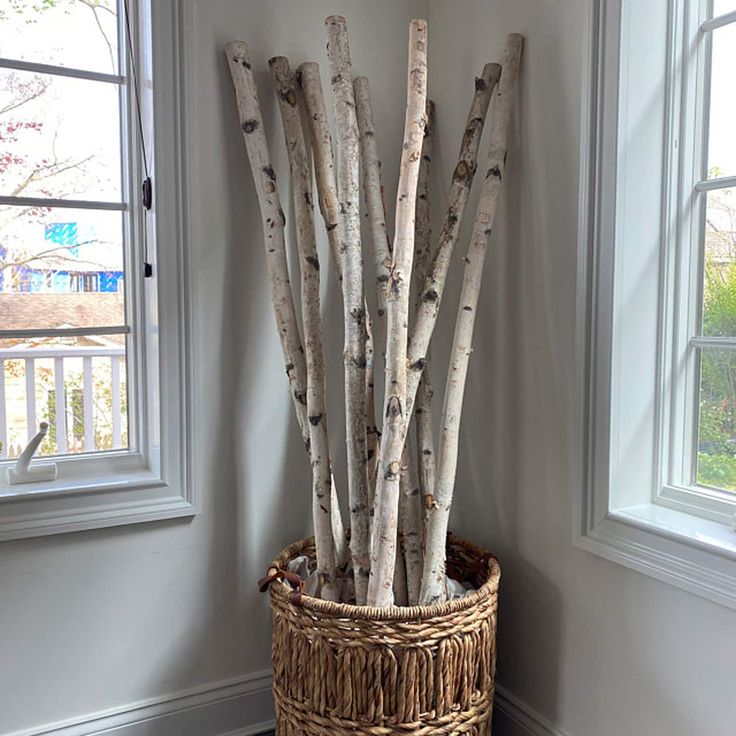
[577,0,736,611]
[0,0,196,540]
[657,0,736,526]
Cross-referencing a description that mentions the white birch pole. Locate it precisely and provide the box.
[355,77,390,491]
[298,63,379,479]
[400,440,424,605]
[420,34,524,606]
[413,99,434,299]
[365,314,379,502]
[295,62,349,569]
[325,16,371,604]
[354,76,392,321]
[367,19,428,608]
[226,44,347,579]
[415,372,436,523]
[296,62,343,279]
[406,62,500,418]
[413,100,436,518]
[226,43,308,437]
[367,61,499,535]
[297,61,376,567]
[269,55,338,601]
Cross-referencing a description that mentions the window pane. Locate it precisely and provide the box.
[697,348,736,492]
[0,0,119,75]
[702,188,736,337]
[0,69,122,202]
[0,333,128,458]
[0,206,126,329]
[706,24,736,179]
[712,1,736,18]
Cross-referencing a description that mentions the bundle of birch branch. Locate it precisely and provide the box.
[226,17,523,608]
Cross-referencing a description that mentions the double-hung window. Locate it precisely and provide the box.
[668,2,736,514]
[0,0,194,540]
[579,0,736,609]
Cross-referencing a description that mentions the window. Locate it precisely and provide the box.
[578,0,736,610]
[0,1,129,459]
[659,0,736,521]
[0,0,195,540]
[688,5,736,492]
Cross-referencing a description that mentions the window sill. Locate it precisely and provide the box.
[614,503,736,559]
[576,502,736,611]
[0,464,196,541]
[0,451,152,498]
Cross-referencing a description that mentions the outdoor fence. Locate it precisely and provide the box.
[0,345,127,458]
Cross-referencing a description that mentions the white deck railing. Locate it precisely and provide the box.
[0,345,126,458]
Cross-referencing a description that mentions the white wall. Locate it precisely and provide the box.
[427,1,736,735]
[3,1,736,735]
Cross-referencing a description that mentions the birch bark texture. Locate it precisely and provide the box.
[295,62,349,567]
[365,314,379,499]
[406,62,500,418]
[420,34,524,606]
[296,62,342,280]
[299,60,376,550]
[269,55,338,601]
[375,61,500,544]
[400,440,424,605]
[413,100,436,517]
[367,19,428,608]
[325,16,371,605]
[413,99,434,297]
[355,77,389,507]
[354,76,392,320]
[226,44,347,575]
[355,77,390,474]
[226,43,308,442]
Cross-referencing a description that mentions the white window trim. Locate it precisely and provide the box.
[576,0,736,611]
[656,0,736,526]
[0,0,196,541]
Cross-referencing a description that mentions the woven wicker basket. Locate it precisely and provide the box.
[264,534,501,735]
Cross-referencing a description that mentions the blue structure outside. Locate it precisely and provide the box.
[45,222,80,257]
[0,222,123,294]
[7,268,125,293]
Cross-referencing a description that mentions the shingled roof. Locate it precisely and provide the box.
[0,293,125,332]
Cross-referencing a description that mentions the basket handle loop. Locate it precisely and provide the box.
[258,565,305,605]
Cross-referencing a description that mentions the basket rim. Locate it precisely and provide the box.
[267,533,501,622]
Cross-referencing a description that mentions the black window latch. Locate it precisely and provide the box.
[142,176,153,210]
[142,177,153,278]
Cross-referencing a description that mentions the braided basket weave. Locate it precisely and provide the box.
[265,534,501,735]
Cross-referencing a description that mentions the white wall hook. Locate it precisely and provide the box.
[6,422,58,485]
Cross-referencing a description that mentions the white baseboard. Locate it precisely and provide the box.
[6,670,275,736]
[6,671,570,736]
[494,685,572,736]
